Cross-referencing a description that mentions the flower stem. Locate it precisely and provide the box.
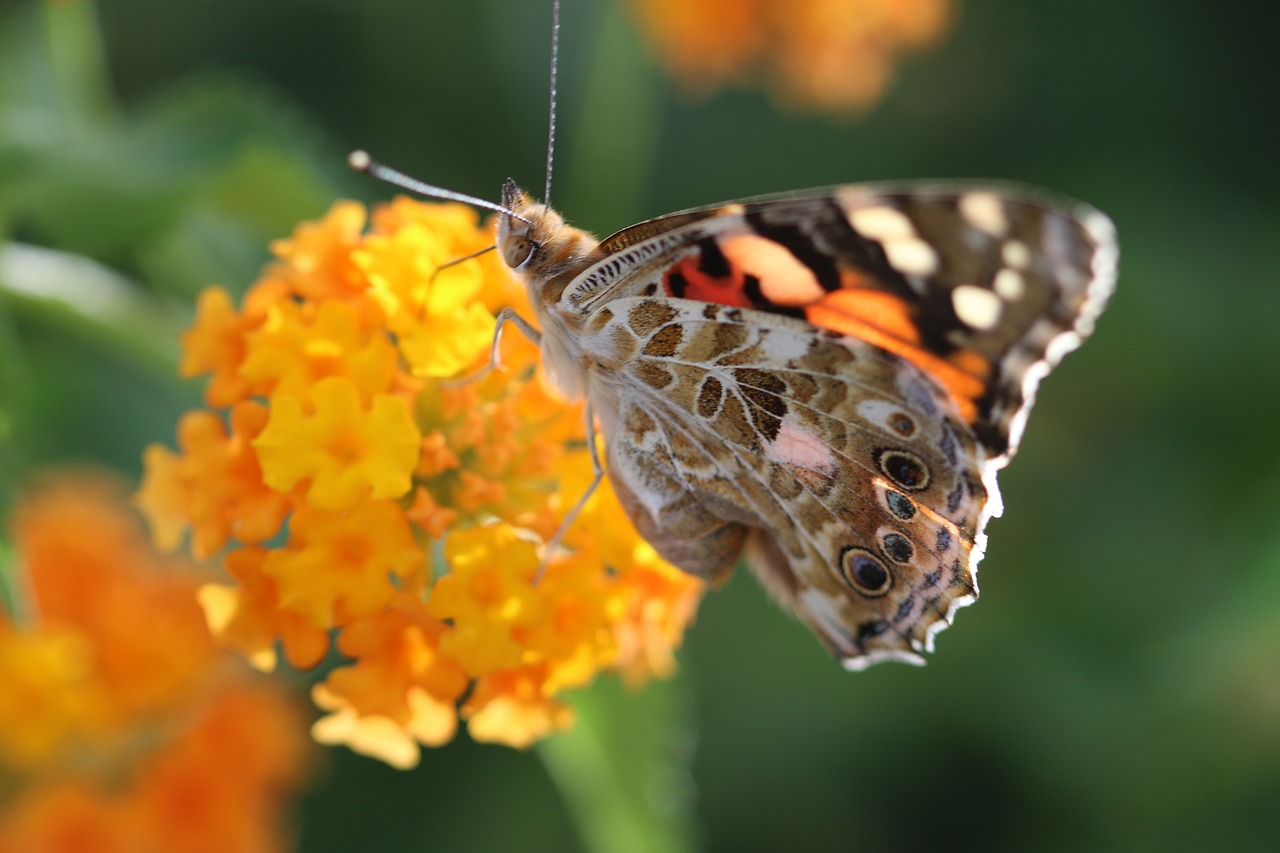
[43,0,119,133]
[537,678,700,853]
[561,1,664,227]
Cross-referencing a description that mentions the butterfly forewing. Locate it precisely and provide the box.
[566,184,1116,463]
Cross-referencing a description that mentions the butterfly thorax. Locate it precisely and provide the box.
[497,179,607,397]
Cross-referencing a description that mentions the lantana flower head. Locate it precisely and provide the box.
[0,473,309,852]
[629,0,954,115]
[139,195,704,766]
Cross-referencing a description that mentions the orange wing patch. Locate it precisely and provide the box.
[718,235,825,305]
[806,287,989,423]
[662,234,826,308]
[662,238,991,423]
[663,249,752,307]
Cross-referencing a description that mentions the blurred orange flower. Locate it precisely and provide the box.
[628,0,954,115]
[0,473,309,853]
[139,196,704,767]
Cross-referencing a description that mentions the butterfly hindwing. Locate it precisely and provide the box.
[582,297,986,666]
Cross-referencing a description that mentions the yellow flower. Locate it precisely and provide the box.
[264,500,424,628]
[629,0,954,115]
[352,220,497,377]
[253,377,421,512]
[239,299,398,403]
[140,196,706,761]
[428,524,547,674]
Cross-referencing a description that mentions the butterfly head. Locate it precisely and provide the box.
[497,179,603,309]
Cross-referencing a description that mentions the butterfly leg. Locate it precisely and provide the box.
[417,247,497,319]
[444,307,542,388]
[533,402,603,583]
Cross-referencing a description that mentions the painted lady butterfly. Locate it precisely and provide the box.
[354,8,1117,671]
[490,181,1116,670]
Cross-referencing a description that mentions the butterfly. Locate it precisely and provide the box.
[480,180,1117,669]
[353,15,1116,672]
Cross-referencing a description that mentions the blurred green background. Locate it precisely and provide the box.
[2,0,1278,850]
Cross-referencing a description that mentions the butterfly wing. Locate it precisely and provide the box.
[566,183,1116,463]
[581,298,984,666]
[558,184,1115,666]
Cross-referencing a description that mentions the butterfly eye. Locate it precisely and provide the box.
[839,547,893,597]
[501,234,535,269]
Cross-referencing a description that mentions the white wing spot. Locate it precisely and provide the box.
[959,192,1009,237]
[1001,239,1031,269]
[993,268,1025,300]
[846,204,938,276]
[952,285,1002,330]
[848,206,916,240]
[857,399,916,437]
[881,239,939,276]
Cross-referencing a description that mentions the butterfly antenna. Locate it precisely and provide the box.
[348,150,533,225]
[543,0,560,206]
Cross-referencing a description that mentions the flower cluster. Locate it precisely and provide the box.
[0,473,308,852]
[137,196,704,766]
[628,0,953,115]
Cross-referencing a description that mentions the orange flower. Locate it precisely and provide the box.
[629,0,954,115]
[0,628,96,770]
[199,546,331,672]
[464,667,576,748]
[181,287,264,407]
[136,402,290,559]
[0,472,310,852]
[269,199,368,303]
[311,596,468,768]
[13,477,224,725]
[140,196,705,763]
[264,500,424,628]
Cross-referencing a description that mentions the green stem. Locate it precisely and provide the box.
[561,1,664,227]
[0,541,36,630]
[537,678,700,853]
[44,0,119,134]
